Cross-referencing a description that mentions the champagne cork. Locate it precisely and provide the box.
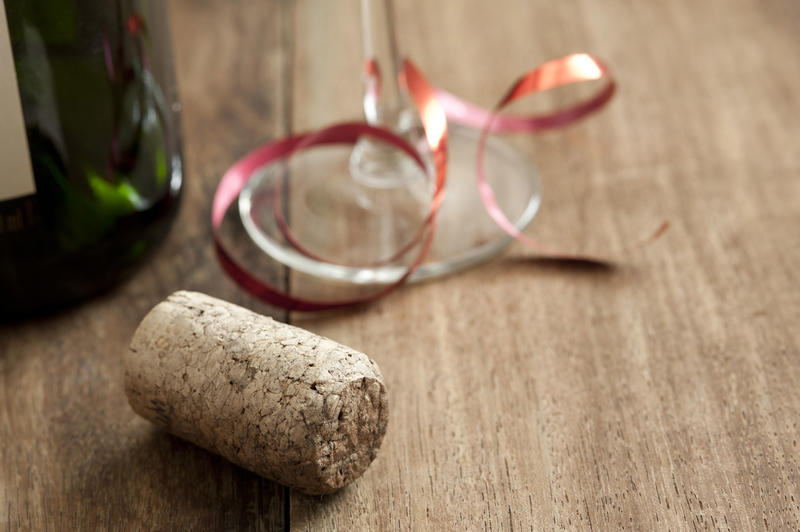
[124,291,388,495]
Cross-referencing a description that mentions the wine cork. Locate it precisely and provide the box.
[124,291,388,495]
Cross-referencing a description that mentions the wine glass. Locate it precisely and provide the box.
[237,0,540,288]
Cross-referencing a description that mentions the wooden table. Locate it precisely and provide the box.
[3,0,800,529]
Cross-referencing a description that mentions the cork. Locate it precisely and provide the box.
[124,291,389,495]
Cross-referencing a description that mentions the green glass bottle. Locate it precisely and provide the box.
[0,0,183,318]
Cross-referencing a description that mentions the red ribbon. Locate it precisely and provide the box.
[213,54,658,310]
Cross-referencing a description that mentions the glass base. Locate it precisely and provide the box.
[238,124,541,285]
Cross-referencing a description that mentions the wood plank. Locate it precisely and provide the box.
[288,0,800,529]
[1,1,291,529]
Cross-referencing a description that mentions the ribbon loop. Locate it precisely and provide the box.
[212,54,644,310]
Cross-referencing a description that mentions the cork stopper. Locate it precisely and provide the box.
[124,291,389,494]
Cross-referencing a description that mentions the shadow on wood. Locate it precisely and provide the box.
[66,426,286,529]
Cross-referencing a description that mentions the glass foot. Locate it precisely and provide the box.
[238,123,541,285]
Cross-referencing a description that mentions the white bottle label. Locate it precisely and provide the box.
[0,4,36,201]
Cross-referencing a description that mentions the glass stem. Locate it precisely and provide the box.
[350,0,429,188]
[360,0,410,129]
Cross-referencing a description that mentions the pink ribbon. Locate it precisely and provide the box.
[213,54,663,310]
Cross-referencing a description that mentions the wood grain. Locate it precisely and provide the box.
[287,0,800,530]
[2,0,800,530]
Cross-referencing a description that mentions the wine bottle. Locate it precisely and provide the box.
[0,0,183,319]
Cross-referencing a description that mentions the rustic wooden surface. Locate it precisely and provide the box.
[2,0,800,530]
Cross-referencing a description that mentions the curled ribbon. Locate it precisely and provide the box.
[213,53,660,310]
